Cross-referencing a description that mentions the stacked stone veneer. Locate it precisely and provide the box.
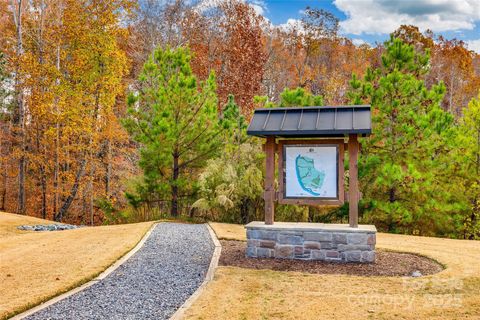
[245,222,376,263]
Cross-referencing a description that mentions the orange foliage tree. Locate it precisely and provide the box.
[392,25,480,117]
[1,0,132,224]
[183,0,267,116]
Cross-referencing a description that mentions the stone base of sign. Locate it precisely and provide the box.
[245,221,376,263]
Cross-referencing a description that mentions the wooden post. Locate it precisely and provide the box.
[348,134,359,228]
[264,136,275,225]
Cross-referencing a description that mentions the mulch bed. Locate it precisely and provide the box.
[219,240,444,277]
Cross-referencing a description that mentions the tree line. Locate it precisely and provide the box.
[0,0,479,238]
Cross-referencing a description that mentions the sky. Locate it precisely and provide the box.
[249,0,480,53]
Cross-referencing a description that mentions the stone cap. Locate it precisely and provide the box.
[245,221,377,233]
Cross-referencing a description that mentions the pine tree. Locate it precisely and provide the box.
[456,94,480,239]
[123,47,220,217]
[254,87,323,108]
[348,36,455,236]
[279,87,323,107]
[219,94,247,148]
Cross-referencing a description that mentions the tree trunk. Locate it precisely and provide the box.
[448,66,454,113]
[472,129,480,240]
[35,128,47,220]
[53,133,59,215]
[11,0,26,214]
[240,199,249,224]
[388,187,396,232]
[55,159,86,222]
[40,167,47,219]
[0,161,6,211]
[17,119,26,213]
[171,150,179,217]
[389,187,396,203]
[89,157,94,225]
[308,206,315,222]
[53,46,61,217]
[104,138,111,196]
[0,123,7,211]
[469,200,477,240]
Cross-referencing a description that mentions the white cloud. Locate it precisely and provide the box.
[466,39,480,53]
[277,18,305,33]
[351,38,367,46]
[194,0,222,13]
[249,4,263,15]
[195,0,267,16]
[249,0,267,16]
[334,0,480,35]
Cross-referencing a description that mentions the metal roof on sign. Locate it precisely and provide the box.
[246,105,371,137]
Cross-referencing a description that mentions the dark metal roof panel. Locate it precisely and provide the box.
[300,109,317,130]
[247,105,371,137]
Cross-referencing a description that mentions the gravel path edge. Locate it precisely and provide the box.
[11,222,158,320]
[169,223,222,320]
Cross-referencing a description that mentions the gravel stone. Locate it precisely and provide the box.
[26,223,214,320]
[17,224,80,231]
[411,270,423,277]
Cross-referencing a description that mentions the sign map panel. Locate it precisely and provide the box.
[284,145,338,199]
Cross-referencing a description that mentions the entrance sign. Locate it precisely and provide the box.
[247,105,371,226]
[245,105,376,263]
[284,145,338,199]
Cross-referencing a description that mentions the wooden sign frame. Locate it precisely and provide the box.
[277,139,345,206]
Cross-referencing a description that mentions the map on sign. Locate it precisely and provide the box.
[284,145,337,198]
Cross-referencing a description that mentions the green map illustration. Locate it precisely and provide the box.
[295,155,326,196]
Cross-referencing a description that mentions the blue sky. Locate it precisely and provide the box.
[253,0,480,52]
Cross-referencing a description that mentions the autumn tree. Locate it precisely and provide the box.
[32,0,130,224]
[184,0,267,115]
[262,7,374,105]
[123,46,220,216]
[392,25,480,117]
[392,25,434,53]
[300,6,340,97]
[126,0,189,79]
[262,28,298,102]
[1,0,131,223]
[430,37,480,117]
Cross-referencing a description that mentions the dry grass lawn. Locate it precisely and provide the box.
[209,222,247,241]
[0,212,153,319]
[185,222,480,319]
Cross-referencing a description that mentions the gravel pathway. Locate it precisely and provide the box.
[26,223,214,320]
